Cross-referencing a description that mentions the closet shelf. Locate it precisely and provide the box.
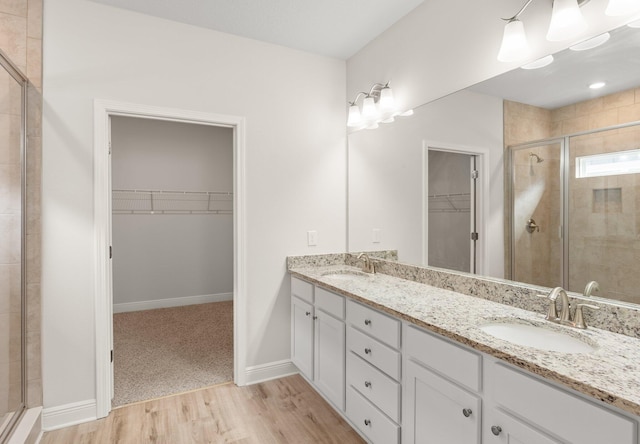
[428,192,471,213]
[112,189,233,214]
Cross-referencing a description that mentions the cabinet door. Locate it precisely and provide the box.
[485,410,561,444]
[291,296,314,379]
[314,309,346,410]
[403,360,481,444]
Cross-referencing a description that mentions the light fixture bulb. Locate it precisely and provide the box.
[521,55,554,70]
[361,96,379,121]
[347,104,363,127]
[605,0,640,16]
[569,32,610,51]
[378,86,396,114]
[546,0,588,42]
[498,19,531,62]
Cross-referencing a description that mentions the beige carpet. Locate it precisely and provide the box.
[112,301,233,407]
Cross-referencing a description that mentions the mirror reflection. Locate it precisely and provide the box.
[348,24,640,306]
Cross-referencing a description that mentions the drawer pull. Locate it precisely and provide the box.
[364,348,372,355]
[364,419,371,426]
[305,311,311,316]
[462,408,472,417]
[364,319,372,326]
[491,426,502,436]
[364,381,372,388]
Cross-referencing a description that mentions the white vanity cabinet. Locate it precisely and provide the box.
[483,360,637,444]
[290,277,346,411]
[345,300,402,444]
[403,325,482,444]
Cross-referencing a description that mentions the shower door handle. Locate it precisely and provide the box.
[526,218,540,233]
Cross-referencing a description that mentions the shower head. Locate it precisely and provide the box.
[529,153,544,163]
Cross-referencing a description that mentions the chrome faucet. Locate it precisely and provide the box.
[583,281,600,297]
[357,253,376,274]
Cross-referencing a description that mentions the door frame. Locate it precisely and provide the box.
[423,141,489,275]
[93,100,247,418]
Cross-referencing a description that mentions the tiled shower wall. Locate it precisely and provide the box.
[504,88,640,305]
[0,0,43,409]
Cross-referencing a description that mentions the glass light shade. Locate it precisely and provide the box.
[378,86,396,114]
[546,0,588,42]
[569,32,610,51]
[361,96,379,121]
[399,109,414,117]
[497,20,531,62]
[347,104,362,127]
[605,0,640,16]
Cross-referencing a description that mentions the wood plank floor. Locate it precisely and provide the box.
[40,375,365,443]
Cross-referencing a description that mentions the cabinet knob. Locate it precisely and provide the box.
[364,319,372,326]
[364,348,372,354]
[364,381,372,388]
[364,419,371,426]
[305,311,311,316]
[462,408,472,417]
[313,315,318,320]
[491,426,502,436]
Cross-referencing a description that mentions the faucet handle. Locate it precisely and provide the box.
[573,303,600,329]
[537,294,558,321]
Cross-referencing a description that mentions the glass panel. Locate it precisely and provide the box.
[568,124,640,305]
[0,61,24,439]
[512,143,563,288]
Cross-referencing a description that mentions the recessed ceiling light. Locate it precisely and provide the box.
[589,82,606,89]
[521,55,554,70]
[628,19,640,28]
[570,33,611,51]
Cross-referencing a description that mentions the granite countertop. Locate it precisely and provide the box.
[289,264,640,417]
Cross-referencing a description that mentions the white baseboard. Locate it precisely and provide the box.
[42,400,97,431]
[113,292,233,313]
[243,359,298,385]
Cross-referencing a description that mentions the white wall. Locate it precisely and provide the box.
[111,117,233,308]
[42,0,346,413]
[347,0,637,112]
[348,89,504,277]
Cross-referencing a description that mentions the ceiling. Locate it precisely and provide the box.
[469,24,640,109]
[91,0,425,59]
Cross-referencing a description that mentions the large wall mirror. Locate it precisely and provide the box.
[348,23,640,307]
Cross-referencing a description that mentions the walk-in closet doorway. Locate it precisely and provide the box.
[93,102,247,418]
[110,116,234,406]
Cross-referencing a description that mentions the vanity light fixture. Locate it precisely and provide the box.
[347,82,413,129]
[498,0,636,62]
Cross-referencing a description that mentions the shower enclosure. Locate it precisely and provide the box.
[509,121,640,305]
[0,51,27,441]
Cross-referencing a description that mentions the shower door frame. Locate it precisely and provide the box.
[507,118,640,289]
[0,49,27,443]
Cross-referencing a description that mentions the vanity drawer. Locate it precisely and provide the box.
[346,300,400,349]
[291,277,313,303]
[492,363,636,444]
[347,326,401,380]
[347,352,401,422]
[346,386,400,444]
[315,287,344,319]
[405,324,481,392]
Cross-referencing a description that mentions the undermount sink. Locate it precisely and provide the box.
[479,321,597,354]
[321,269,372,280]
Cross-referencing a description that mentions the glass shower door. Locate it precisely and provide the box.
[568,124,640,304]
[0,54,26,441]
[511,141,564,288]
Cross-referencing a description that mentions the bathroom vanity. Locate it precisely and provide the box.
[288,256,640,444]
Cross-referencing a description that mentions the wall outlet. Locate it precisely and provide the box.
[307,230,318,246]
[372,228,381,243]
